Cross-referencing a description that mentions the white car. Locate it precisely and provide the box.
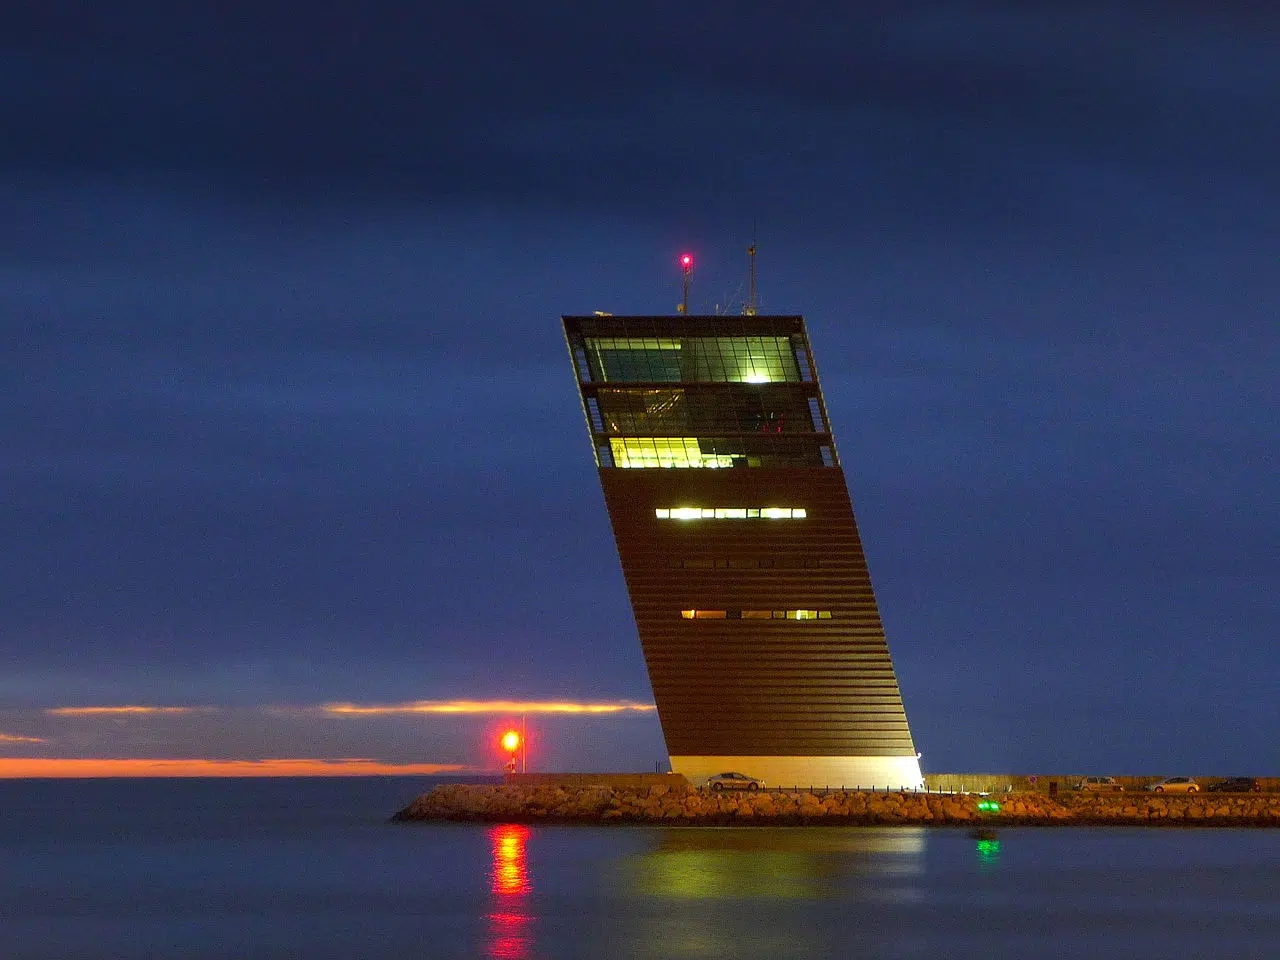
[1077,776,1124,792]
[704,772,764,792]
[1145,777,1199,793]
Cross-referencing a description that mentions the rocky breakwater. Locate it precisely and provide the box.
[392,783,1280,826]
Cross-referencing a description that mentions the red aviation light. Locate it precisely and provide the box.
[501,730,522,753]
[679,253,694,272]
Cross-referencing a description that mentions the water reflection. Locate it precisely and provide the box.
[485,824,532,959]
[628,827,927,901]
[614,828,928,958]
[971,828,1002,871]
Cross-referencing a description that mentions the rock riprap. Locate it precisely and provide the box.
[392,783,1280,826]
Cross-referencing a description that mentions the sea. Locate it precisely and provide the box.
[2,776,1277,959]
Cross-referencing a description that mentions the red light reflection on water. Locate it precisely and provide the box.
[486,824,533,958]
[491,823,531,896]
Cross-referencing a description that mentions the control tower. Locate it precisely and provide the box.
[563,313,922,789]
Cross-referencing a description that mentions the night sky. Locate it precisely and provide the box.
[4,3,1276,777]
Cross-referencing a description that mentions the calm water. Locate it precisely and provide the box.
[1,777,1277,959]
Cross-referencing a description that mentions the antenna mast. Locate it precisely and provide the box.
[677,252,694,313]
[745,242,758,316]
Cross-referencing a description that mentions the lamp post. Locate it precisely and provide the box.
[501,729,521,775]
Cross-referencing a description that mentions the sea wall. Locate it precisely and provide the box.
[924,773,1280,794]
[392,782,1280,826]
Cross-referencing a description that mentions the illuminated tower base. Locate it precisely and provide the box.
[565,314,923,790]
[669,755,923,790]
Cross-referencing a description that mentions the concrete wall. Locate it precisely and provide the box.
[924,773,1280,794]
[505,773,690,790]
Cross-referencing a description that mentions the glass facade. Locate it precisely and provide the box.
[566,317,836,470]
[584,336,802,384]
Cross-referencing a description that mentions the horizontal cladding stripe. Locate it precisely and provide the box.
[668,732,915,741]
[666,742,918,753]
[641,618,883,626]
[664,732,914,743]
[644,645,895,654]
[662,703,905,713]
[641,608,880,616]
[661,731,914,742]
[641,639,893,648]
[664,744,918,757]
[639,633,889,642]
[640,632,890,640]
[660,701,911,711]
[644,646,896,655]
[655,727,916,732]
[655,680,906,686]
[645,660,896,665]
[654,691,905,702]
[643,633,892,641]
[650,686,901,696]
[665,737,916,742]
[630,587,880,596]
[650,667,902,677]
[655,691,903,702]
[658,705,909,716]
[678,748,920,756]
[661,710,909,718]
[667,734,914,743]
[638,622,888,631]
[649,668,903,679]
[642,634,893,643]
[594,456,916,756]
[630,587,879,596]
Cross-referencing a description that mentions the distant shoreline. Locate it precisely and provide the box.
[392,780,1280,827]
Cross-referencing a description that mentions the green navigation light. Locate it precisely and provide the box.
[976,800,1001,814]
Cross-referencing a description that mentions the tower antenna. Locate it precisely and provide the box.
[677,252,694,313]
[745,238,758,316]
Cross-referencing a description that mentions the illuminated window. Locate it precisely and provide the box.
[584,336,802,384]
[762,507,806,519]
[683,609,832,620]
[610,438,738,469]
[655,506,807,520]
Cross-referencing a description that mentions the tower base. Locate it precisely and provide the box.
[671,755,924,791]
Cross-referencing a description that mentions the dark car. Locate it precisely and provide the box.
[1206,777,1261,793]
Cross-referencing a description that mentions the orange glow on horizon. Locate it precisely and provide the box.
[0,733,45,743]
[46,706,205,716]
[0,758,472,779]
[40,700,657,719]
[321,699,656,716]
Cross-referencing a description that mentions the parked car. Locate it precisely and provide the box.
[1077,776,1124,792]
[1206,777,1261,793]
[1145,777,1199,793]
[704,772,764,792]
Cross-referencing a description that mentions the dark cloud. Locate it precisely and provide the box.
[1,3,1276,770]
[7,3,1278,223]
